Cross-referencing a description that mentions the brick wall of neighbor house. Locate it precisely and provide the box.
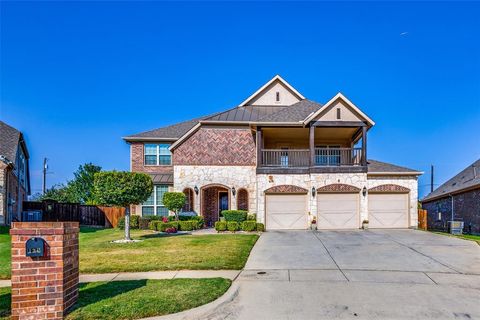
[173,127,256,166]
[4,169,27,224]
[423,188,480,234]
[130,142,173,174]
[0,166,6,224]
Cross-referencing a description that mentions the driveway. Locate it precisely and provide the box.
[206,230,480,320]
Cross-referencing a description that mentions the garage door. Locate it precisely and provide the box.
[368,194,408,228]
[266,194,307,230]
[317,194,359,229]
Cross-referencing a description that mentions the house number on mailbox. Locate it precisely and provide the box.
[25,237,46,257]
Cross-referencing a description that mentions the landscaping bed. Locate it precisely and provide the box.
[0,278,231,320]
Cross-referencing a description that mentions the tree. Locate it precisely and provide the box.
[94,171,153,241]
[163,192,186,221]
[68,163,102,204]
[40,184,76,203]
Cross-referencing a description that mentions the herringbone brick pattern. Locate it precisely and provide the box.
[316,183,360,193]
[264,185,308,194]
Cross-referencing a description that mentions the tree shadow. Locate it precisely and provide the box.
[139,232,191,240]
[0,288,11,318]
[79,226,106,233]
[68,280,147,314]
[0,226,10,235]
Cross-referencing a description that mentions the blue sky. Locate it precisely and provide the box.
[1,1,479,198]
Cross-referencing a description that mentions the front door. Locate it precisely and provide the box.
[219,192,229,216]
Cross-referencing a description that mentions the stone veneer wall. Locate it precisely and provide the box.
[367,175,419,228]
[173,165,257,214]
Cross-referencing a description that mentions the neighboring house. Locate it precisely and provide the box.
[422,159,480,234]
[0,121,31,225]
[124,75,422,230]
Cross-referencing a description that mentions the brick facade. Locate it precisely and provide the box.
[173,127,256,166]
[130,142,174,174]
[10,222,79,320]
[316,183,360,193]
[201,186,229,227]
[369,184,410,193]
[422,188,480,234]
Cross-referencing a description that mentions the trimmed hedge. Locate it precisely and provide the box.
[215,221,227,232]
[117,215,140,230]
[241,221,256,232]
[158,222,179,232]
[222,210,248,223]
[256,223,265,232]
[227,221,239,232]
[247,214,256,221]
[166,215,205,228]
[178,221,194,231]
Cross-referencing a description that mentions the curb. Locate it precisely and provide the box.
[140,281,239,320]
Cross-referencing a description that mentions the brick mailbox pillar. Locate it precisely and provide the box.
[10,222,79,320]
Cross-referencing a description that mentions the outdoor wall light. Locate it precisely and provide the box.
[311,187,316,198]
[194,186,199,195]
[232,187,236,196]
[362,186,367,197]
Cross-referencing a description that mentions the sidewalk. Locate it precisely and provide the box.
[0,270,241,288]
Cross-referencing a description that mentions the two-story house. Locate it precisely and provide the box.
[124,76,422,230]
[0,121,31,225]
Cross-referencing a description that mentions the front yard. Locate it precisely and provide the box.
[0,278,231,320]
[431,231,480,245]
[0,227,259,279]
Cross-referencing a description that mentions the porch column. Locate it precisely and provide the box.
[256,127,262,166]
[309,125,315,166]
[362,126,367,166]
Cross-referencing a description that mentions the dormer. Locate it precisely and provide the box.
[239,75,305,106]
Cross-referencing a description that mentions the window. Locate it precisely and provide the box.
[237,189,249,211]
[336,108,341,120]
[276,92,280,102]
[182,188,194,212]
[144,144,171,165]
[142,185,169,216]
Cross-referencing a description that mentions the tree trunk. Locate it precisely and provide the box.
[175,210,179,221]
[124,206,131,241]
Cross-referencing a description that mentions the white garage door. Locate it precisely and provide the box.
[369,194,408,228]
[317,193,359,229]
[266,194,307,230]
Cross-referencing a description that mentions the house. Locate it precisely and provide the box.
[124,75,422,230]
[422,159,480,234]
[0,121,31,225]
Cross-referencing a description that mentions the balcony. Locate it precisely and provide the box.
[257,147,366,174]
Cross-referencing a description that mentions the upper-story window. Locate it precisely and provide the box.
[144,144,171,166]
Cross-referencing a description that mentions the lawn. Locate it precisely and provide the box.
[431,231,480,245]
[0,278,231,320]
[0,227,259,279]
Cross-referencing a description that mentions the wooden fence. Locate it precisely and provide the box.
[418,209,427,230]
[22,201,125,228]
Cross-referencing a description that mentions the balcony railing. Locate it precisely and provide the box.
[260,148,363,168]
[261,149,310,168]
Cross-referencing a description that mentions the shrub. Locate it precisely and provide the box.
[241,221,256,232]
[222,210,248,223]
[227,221,239,232]
[165,227,177,233]
[178,221,194,231]
[148,220,157,230]
[117,215,140,230]
[157,222,179,232]
[256,223,265,232]
[215,221,227,232]
[247,214,256,221]
[163,192,186,220]
[139,217,151,230]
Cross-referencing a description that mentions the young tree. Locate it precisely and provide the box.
[40,184,76,203]
[94,171,153,241]
[68,163,102,204]
[163,192,186,221]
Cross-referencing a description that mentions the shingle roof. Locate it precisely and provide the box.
[0,121,21,164]
[124,118,202,140]
[367,159,421,174]
[422,159,480,202]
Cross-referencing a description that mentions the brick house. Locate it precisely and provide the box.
[124,75,422,229]
[0,121,31,225]
[422,159,480,234]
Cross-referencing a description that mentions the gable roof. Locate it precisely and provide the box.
[0,121,21,164]
[367,159,422,175]
[238,75,305,106]
[422,159,480,202]
[303,93,375,126]
[123,118,203,142]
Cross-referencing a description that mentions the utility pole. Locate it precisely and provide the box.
[430,164,434,193]
[42,158,48,195]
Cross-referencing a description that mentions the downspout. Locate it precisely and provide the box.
[450,193,454,222]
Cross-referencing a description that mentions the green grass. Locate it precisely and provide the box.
[0,227,10,281]
[0,278,231,320]
[431,231,480,245]
[0,227,258,279]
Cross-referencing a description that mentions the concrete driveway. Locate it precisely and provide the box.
[207,230,480,320]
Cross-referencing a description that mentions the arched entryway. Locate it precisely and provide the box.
[201,184,230,227]
[182,188,194,213]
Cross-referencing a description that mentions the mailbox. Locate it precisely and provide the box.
[25,237,47,257]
